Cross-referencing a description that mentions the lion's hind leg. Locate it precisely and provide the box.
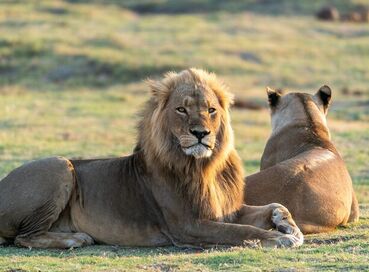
[13,197,93,249]
[15,232,93,249]
[0,157,92,249]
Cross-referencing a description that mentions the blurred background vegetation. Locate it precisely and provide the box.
[0,1,369,270]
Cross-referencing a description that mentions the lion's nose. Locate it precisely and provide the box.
[189,129,210,140]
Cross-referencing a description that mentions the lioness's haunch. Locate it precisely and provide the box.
[245,86,359,234]
[0,69,303,249]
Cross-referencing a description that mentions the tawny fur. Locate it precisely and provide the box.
[138,69,242,220]
[0,69,303,249]
[245,86,359,234]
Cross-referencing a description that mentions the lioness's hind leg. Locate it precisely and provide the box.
[348,190,359,223]
[15,232,94,249]
[296,223,335,234]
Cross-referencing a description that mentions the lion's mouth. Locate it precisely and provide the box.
[182,143,213,159]
[184,142,212,149]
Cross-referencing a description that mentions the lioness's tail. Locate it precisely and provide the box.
[348,189,359,223]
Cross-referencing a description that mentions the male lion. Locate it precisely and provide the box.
[245,86,359,234]
[0,69,303,249]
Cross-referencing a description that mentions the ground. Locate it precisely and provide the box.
[0,0,368,271]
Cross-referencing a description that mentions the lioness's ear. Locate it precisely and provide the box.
[315,85,332,111]
[266,87,281,107]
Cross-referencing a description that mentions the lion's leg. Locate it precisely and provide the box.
[177,220,302,248]
[0,157,87,248]
[234,204,303,240]
[15,232,93,249]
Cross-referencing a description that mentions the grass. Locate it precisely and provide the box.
[0,0,368,271]
[1,207,369,271]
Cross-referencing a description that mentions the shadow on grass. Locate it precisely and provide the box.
[0,37,185,90]
[43,54,185,87]
[63,0,363,16]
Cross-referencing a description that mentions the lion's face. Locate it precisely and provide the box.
[142,69,234,163]
[167,83,222,159]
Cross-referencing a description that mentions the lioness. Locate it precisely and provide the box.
[245,86,359,234]
[0,69,303,249]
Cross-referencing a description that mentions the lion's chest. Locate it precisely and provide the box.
[207,182,226,220]
[197,180,239,221]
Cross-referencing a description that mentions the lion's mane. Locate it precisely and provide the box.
[136,69,244,220]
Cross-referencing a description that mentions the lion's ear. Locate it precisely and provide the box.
[216,90,234,109]
[266,87,281,107]
[315,85,332,111]
[146,78,171,105]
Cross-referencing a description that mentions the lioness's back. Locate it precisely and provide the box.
[245,87,359,233]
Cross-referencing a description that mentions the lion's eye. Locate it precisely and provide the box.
[208,108,216,114]
[176,107,187,114]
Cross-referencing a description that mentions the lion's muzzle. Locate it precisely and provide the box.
[189,129,210,140]
[183,143,212,159]
[179,132,215,159]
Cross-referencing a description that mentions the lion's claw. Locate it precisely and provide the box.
[270,204,304,246]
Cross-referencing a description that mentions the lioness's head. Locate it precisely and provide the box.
[266,85,332,134]
[139,68,234,163]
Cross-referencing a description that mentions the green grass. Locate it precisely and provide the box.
[1,206,369,271]
[0,0,369,271]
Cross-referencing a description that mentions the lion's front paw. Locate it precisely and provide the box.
[72,233,95,247]
[261,232,303,248]
[270,204,303,244]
